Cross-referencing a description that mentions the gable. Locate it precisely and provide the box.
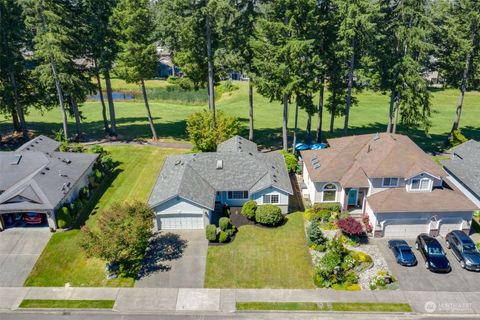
[3,195,39,204]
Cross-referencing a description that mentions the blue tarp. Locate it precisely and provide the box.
[294,143,327,151]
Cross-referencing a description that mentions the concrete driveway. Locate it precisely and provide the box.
[135,230,208,288]
[0,227,51,287]
[375,237,480,292]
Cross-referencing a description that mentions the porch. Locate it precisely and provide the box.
[343,187,369,216]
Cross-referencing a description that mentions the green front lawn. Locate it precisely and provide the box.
[236,302,412,312]
[204,212,314,289]
[1,80,480,152]
[19,299,115,309]
[24,145,185,287]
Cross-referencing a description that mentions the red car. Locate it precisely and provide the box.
[23,213,43,225]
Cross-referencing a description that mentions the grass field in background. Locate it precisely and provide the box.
[19,299,115,309]
[1,80,479,152]
[24,145,185,287]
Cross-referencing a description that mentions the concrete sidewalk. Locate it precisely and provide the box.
[1,287,479,315]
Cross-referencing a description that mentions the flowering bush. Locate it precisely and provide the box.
[336,217,364,236]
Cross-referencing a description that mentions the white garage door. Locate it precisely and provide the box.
[383,220,430,238]
[157,214,204,230]
[439,220,463,236]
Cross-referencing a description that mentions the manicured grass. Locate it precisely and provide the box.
[204,212,314,289]
[237,302,319,311]
[1,80,479,152]
[19,299,115,309]
[236,302,412,313]
[24,145,185,287]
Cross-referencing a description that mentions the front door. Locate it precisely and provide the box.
[347,189,358,206]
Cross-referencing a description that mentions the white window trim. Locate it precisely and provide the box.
[263,194,280,204]
[321,183,337,202]
[408,178,432,192]
[382,177,399,187]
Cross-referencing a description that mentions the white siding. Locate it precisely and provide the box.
[405,172,439,192]
[314,181,342,204]
[153,197,206,215]
[369,177,406,195]
[303,163,317,204]
[252,188,289,205]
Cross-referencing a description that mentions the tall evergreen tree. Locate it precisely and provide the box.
[112,0,158,140]
[435,0,480,140]
[0,0,28,139]
[82,0,119,136]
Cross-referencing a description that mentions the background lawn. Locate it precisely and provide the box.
[1,80,479,152]
[204,211,314,289]
[24,145,185,287]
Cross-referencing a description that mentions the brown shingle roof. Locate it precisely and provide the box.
[367,181,478,213]
[301,133,445,183]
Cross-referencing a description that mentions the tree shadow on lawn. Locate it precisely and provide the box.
[250,122,480,153]
[137,232,188,279]
[0,117,189,142]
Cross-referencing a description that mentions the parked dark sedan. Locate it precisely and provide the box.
[446,230,480,271]
[415,234,451,273]
[388,239,417,266]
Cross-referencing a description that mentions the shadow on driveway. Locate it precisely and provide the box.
[135,230,207,288]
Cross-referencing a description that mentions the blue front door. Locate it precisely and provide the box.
[347,189,358,206]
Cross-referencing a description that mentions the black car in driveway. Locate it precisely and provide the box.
[415,234,451,273]
[446,230,480,271]
[388,239,417,266]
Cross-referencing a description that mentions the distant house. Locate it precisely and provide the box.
[442,140,480,209]
[0,136,98,231]
[148,136,293,230]
[301,133,478,238]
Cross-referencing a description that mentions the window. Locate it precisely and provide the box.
[410,178,430,191]
[263,194,279,204]
[322,183,337,202]
[227,191,248,199]
[382,177,399,187]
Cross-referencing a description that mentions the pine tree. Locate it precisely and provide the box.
[112,0,158,140]
[0,0,28,139]
[435,0,480,140]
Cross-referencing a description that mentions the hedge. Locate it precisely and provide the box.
[57,206,72,229]
[219,217,231,231]
[313,202,341,213]
[206,224,217,242]
[255,205,284,226]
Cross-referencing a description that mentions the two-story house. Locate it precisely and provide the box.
[301,133,478,238]
[148,136,293,230]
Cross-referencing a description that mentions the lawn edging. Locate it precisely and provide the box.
[19,299,115,309]
[236,302,413,313]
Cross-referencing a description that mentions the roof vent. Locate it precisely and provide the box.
[216,159,223,170]
[174,160,181,166]
[10,154,22,165]
[373,132,380,141]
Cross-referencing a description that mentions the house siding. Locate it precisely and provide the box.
[153,197,207,215]
[252,187,289,213]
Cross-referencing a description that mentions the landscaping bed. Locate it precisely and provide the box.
[19,299,115,309]
[236,302,412,312]
[304,204,397,290]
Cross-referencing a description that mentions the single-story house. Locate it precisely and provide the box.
[148,136,293,230]
[0,136,98,231]
[442,140,480,208]
[301,133,478,238]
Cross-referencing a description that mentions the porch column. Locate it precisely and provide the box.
[46,210,57,232]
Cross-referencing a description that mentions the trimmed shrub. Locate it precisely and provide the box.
[225,227,236,238]
[219,231,229,243]
[57,206,72,229]
[307,221,326,245]
[279,150,298,173]
[206,224,217,242]
[255,205,284,226]
[449,129,468,147]
[241,200,257,220]
[313,202,341,213]
[89,145,105,155]
[336,217,364,236]
[94,169,103,183]
[219,217,231,231]
[73,199,84,216]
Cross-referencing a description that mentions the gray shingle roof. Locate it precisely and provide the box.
[148,136,293,210]
[15,135,60,153]
[442,140,480,199]
[0,137,98,212]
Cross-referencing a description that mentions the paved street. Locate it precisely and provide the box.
[135,230,208,288]
[0,227,51,287]
[375,238,480,292]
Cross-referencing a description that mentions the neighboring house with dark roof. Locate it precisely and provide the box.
[148,136,293,230]
[0,136,98,231]
[301,133,478,238]
[442,140,480,208]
